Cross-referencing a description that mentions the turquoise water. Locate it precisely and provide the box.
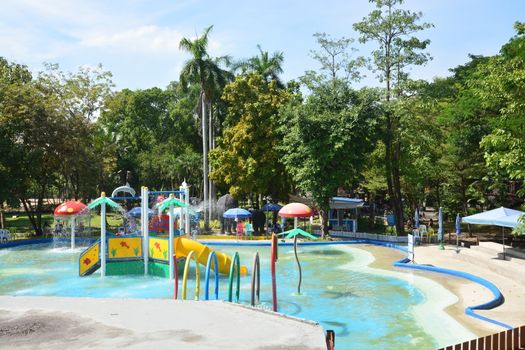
[0,243,438,349]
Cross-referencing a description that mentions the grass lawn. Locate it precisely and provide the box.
[5,212,126,235]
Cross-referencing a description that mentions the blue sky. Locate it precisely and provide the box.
[1,0,524,90]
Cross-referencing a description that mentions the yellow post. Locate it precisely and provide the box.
[181,250,200,300]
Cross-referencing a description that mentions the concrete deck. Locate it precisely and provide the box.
[413,244,525,333]
[0,296,327,350]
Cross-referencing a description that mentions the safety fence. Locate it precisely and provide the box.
[438,325,525,350]
[314,230,408,243]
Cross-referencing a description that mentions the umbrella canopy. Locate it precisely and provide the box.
[158,196,187,211]
[277,228,317,239]
[462,207,524,226]
[438,207,444,241]
[261,203,282,211]
[414,208,420,228]
[54,201,87,216]
[492,213,525,228]
[173,207,198,217]
[128,207,154,218]
[223,208,252,219]
[455,213,461,234]
[278,203,313,218]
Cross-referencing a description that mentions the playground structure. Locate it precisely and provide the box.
[79,184,248,281]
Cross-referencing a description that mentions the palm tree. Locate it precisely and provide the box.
[233,44,284,86]
[179,26,231,229]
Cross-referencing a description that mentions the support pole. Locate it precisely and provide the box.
[178,185,184,235]
[71,216,76,249]
[183,181,190,238]
[141,187,149,275]
[294,217,298,229]
[168,194,175,280]
[100,193,107,277]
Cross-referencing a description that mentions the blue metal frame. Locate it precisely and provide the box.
[204,251,219,300]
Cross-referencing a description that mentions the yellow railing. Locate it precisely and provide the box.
[181,250,200,300]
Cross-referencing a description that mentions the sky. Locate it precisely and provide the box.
[1,0,524,90]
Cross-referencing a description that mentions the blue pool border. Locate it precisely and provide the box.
[1,236,512,329]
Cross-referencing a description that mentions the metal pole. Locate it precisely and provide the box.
[168,195,174,280]
[71,216,76,249]
[183,181,190,238]
[502,227,506,260]
[100,193,106,277]
[142,187,149,275]
[178,185,184,235]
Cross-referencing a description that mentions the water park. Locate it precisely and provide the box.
[3,2,525,349]
[1,181,525,350]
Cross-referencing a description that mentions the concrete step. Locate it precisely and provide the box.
[453,248,525,285]
[471,241,511,256]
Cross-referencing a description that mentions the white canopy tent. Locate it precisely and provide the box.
[462,207,525,259]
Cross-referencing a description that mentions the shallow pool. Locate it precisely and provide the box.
[0,242,466,349]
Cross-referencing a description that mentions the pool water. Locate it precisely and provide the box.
[0,243,449,349]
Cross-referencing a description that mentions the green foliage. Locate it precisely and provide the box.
[233,45,284,86]
[209,74,291,199]
[279,78,381,234]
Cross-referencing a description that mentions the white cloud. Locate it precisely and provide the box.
[78,25,184,54]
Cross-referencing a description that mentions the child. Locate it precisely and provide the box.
[244,222,254,240]
[236,220,244,239]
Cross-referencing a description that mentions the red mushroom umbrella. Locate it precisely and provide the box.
[278,203,313,218]
[277,202,315,295]
[54,201,87,216]
[278,203,313,230]
[54,201,87,249]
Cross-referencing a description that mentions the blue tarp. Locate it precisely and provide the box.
[462,207,524,228]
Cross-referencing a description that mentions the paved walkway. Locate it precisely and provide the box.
[413,243,525,334]
[0,296,327,350]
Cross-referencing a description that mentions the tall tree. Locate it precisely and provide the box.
[353,0,433,234]
[209,73,291,200]
[179,26,231,229]
[279,77,381,237]
[471,22,525,197]
[233,45,284,86]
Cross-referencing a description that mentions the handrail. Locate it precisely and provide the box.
[293,235,302,294]
[204,251,219,300]
[173,254,179,299]
[271,233,278,312]
[228,252,241,302]
[250,252,260,306]
[181,250,200,300]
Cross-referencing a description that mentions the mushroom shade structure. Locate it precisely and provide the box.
[278,203,313,230]
[54,201,87,216]
[54,201,88,249]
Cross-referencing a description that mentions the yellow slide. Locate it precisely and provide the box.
[174,237,247,275]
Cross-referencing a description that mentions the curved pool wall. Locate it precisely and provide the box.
[0,237,511,330]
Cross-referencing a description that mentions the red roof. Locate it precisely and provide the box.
[54,201,87,215]
[278,203,313,217]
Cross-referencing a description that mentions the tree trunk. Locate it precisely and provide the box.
[20,198,43,236]
[368,193,376,229]
[202,92,209,231]
[391,126,404,235]
[319,209,329,239]
[208,102,213,225]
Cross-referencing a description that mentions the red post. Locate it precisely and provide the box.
[325,330,335,350]
[173,254,178,300]
[271,233,278,312]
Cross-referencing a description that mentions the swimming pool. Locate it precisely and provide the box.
[0,241,473,349]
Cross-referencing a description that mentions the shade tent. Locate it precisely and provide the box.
[462,207,524,226]
[462,206,525,259]
[492,214,525,228]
